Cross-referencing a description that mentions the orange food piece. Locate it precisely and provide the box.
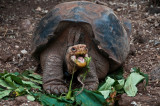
[76,61,87,68]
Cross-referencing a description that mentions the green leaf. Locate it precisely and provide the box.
[28,74,42,80]
[13,72,20,76]
[125,83,137,96]
[85,57,91,66]
[98,77,115,91]
[124,73,144,96]
[0,79,12,89]
[0,90,12,99]
[115,79,125,90]
[27,95,35,101]
[0,88,4,91]
[132,67,149,86]
[14,86,28,96]
[109,68,124,80]
[33,92,72,106]
[5,76,17,88]
[74,89,107,106]
[22,70,34,76]
[99,90,111,99]
[10,74,23,85]
[0,71,8,77]
[22,80,41,90]
[22,76,42,84]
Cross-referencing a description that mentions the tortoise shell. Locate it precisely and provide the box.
[32,1,130,69]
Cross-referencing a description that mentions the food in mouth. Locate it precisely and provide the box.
[67,44,88,68]
[71,54,88,68]
[65,44,89,74]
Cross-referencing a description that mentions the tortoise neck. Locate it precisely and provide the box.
[66,26,85,47]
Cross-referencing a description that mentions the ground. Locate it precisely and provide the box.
[0,0,160,105]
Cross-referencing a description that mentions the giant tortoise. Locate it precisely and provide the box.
[31,1,131,95]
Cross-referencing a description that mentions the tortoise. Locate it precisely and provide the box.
[31,1,131,95]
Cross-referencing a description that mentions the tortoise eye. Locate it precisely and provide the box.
[71,47,76,52]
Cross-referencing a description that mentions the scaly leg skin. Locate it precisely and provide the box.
[78,61,99,91]
[40,53,68,95]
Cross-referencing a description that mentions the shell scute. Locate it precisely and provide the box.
[32,1,130,65]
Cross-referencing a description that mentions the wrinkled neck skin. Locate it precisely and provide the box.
[65,50,77,74]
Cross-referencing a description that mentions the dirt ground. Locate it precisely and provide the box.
[0,0,160,105]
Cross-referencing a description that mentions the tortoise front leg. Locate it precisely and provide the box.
[78,61,99,91]
[40,53,68,95]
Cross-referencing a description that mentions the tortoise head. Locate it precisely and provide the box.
[65,44,88,74]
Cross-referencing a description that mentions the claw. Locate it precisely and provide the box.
[44,84,68,95]
[53,88,59,95]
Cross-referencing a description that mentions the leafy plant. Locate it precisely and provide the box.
[0,67,148,106]
[98,67,147,105]
[66,57,92,99]
[0,70,42,99]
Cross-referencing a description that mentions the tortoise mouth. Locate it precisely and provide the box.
[71,53,88,68]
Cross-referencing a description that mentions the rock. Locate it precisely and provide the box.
[150,65,160,81]
[149,40,154,43]
[21,19,34,33]
[21,49,28,54]
[36,6,42,11]
[134,31,146,44]
[129,44,136,56]
[154,40,160,46]
[15,96,41,106]
[17,54,21,58]
[154,21,159,27]
[15,45,19,49]
[21,19,31,29]
[0,53,12,62]
[148,7,160,14]
[42,10,48,13]
[15,96,28,104]
[130,101,138,106]
[119,94,160,106]
[0,27,5,33]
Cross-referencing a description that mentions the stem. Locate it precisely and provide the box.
[82,67,90,82]
[66,65,75,99]
[76,67,90,96]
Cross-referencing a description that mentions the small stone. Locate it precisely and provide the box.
[129,44,136,56]
[0,27,5,33]
[36,7,42,11]
[43,10,48,13]
[154,40,160,46]
[21,49,27,54]
[18,63,23,66]
[149,40,154,43]
[131,101,137,105]
[146,45,149,48]
[21,19,32,32]
[130,68,134,72]
[117,8,122,11]
[150,66,160,81]
[155,21,159,27]
[15,45,19,49]
[17,54,21,57]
